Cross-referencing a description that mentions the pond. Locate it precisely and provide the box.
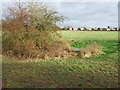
[73,48,80,52]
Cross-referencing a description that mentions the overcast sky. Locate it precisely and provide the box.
[46,2,118,28]
[0,0,119,28]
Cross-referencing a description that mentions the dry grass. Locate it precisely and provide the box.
[79,42,103,57]
[40,40,76,60]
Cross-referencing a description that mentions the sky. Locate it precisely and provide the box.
[0,0,119,28]
[46,1,118,28]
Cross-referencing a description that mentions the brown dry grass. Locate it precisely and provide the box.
[40,40,76,60]
[79,42,103,57]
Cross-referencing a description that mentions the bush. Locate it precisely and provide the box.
[79,42,103,57]
[40,40,74,59]
[2,29,53,59]
[2,2,66,60]
[2,30,73,60]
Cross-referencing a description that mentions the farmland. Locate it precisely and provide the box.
[2,31,119,88]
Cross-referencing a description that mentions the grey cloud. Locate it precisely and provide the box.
[1,1,118,28]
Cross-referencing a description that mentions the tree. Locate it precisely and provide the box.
[108,26,110,28]
[2,1,66,59]
[2,2,28,31]
[2,1,65,31]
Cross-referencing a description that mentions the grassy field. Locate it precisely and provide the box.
[2,31,119,88]
[59,31,118,41]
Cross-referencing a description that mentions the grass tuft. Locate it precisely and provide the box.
[79,42,103,57]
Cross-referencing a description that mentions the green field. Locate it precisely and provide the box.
[2,31,119,88]
[59,31,118,41]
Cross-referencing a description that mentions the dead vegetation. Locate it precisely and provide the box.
[41,40,80,60]
[2,2,65,60]
[79,42,103,57]
[3,37,103,60]
[2,38,77,60]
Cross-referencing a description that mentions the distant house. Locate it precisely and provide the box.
[88,28,92,31]
[81,27,84,31]
[73,27,78,31]
[78,28,81,30]
[111,28,115,31]
[113,28,117,31]
[110,28,117,31]
[117,28,120,31]
[94,28,98,31]
[106,28,111,31]
[102,28,107,31]
[67,27,73,31]
[63,26,119,31]
[97,28,101,31]
[91,28,95,31]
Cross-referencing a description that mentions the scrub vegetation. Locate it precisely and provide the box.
[2,1,119,88]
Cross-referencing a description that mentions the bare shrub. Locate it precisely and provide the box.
[12,40,41,59]
[2,30,52,60]
[79,42,103,57]
[2,29,74,60]
[2,2,66,60]
[39,40,74,60]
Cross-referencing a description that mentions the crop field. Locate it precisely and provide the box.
[2,31,119,88]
